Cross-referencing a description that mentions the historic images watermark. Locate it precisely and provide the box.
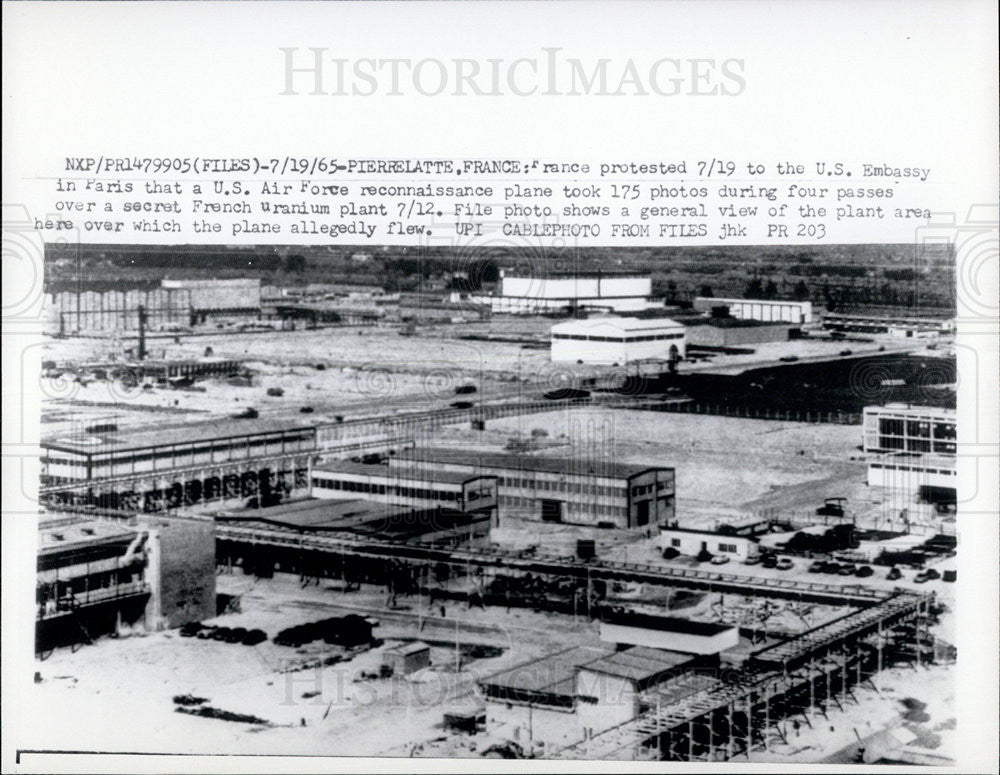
[279,48,746,98]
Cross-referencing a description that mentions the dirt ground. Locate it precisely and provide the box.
[24,569,955,761]
[450,407,870,522]
[25,573,605,757]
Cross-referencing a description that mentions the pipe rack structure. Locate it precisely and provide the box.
[560,591,933,761]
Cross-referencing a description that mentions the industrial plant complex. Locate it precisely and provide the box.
[27,253,961,765]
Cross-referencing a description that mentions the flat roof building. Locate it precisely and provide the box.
[312,460,498,524]
[659,524,760,562]
[471,271,662,315]
[479,644,706,750]
[215,497,491,547]
[42,419,317,484]
[598,611,740,655]
[382,641,432,675]
[393,448,675,534]
[36,510,215,651]
[42,419,317,515]
[551,317,686,365]
[693,297,813,324]
[823,312,955,337]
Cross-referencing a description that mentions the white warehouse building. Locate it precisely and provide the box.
[472,271,662,315]
[551,317,686,365]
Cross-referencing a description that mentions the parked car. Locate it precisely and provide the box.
[761,554,778,569]
[662,547,680,560]
[837,564,857,576]
[854,565,874,578]
[807,561,826,573]
[543,388,590,401]
[710,554,730,565]
[299,406,314,413]
[232,407,259,419]
[450,401,474,410]
[886,566,903,581]
[839,349,853,356]
[775,557,794,571]
[915,568,941,583]
[743,555,762,566]
[179,622,203,638]
[242,629,268,646]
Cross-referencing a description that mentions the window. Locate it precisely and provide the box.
[671,538,681,547]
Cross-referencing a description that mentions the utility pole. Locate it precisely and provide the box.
[137,304,148,361]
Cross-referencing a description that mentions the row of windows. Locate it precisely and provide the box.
[41,456,86,467]
[499,495,630,517]
[668,538,740,553]
[500,478,628,497]
[870,463,957,476]
[312,477,462,501]
[630,481,671,497]
[552,332,684,342]
[44,433,315,469]
[878,419,956,440]
[876,437,957,454]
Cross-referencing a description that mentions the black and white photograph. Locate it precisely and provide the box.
[2,2,997,772]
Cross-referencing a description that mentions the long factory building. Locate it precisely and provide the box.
[41,419,318,512]
[387,448,675,534]
[471,271,663,315]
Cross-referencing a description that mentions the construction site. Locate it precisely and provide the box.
[27,262,959,764]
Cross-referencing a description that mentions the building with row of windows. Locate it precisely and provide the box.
[389,448,674,534]
[862,404,956,455]
[550,317,686,365]
[311,460,498,524]
[471,271,662,315]
[693,297,814,325]
[863,404,957,509]
[36,510,215,651]
[41,419,317,484]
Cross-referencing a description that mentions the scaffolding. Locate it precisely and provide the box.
[560,591,933,761]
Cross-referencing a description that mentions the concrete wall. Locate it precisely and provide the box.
[685,322,790,347]
[576,671,638,736]
[866,460,957,491]
[140,514,216,628]
[484,700,581,749]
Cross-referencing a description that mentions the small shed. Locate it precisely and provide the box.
[382,641,431,675]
